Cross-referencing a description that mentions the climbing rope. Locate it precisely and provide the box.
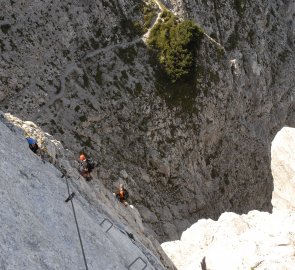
[62,174,89,270]
[61,174,164,270]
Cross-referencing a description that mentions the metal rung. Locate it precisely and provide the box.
[127,257,147,270]
[100,218,113,233]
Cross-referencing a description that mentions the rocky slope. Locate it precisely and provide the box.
[161,127,295,269]
[162,210,295,270]
[1,0,294,242]
[0,112,175,269]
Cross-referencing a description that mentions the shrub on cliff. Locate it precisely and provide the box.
[148,11,203,82]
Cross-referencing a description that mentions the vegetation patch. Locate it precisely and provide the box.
[278,50,289,63]
[89,37,100,50]
[84,136,93,148]
[1,24,11,34]
[226,25,239,51]
[216,47,225,61]
[83,72,90,88]
[0,39,5,51]
[134,82,143,96]
[79,115,87,122]
[95,64,103,85]
[55,83,62,95]
[120,18,144,37]
[234,0,246,16]
[101,0,118,15]
[84,99,97,111]
[95,28,102,38]
[121,70,128,80]
[247,28,255,45]
[142,1,158,32]
[148,10,204,82]
[115,46,137,65]
[148,50,199,114]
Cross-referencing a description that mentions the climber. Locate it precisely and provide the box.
[79,154,96,181]
[26,137,39,154]
[115,184,129,207]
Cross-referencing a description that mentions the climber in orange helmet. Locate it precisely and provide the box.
[115,184,129,207]
[78,153,96,181]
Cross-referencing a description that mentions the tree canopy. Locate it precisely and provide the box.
[148,11,204,82]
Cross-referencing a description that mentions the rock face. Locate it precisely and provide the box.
[162,210,295,270]
[1,0,295,242]
[161,127,295,269]
[272,127,295,211]
[0,112,175,269]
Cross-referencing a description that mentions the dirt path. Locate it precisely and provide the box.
[142,0,164,43]
[37,1,164,120]
[85,0,164,59]
[43,0,225,119]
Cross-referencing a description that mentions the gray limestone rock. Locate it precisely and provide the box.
[0,112,176,270]
[271,127,295,211]
[1,0,294,243]
[162,210,295,270]
[162,124,295,269]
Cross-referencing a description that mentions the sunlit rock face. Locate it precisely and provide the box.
[271,127,295,211]
[1,0,294,242]
[162,210,295,270]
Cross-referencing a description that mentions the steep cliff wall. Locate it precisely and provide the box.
[1,0,294,242]
[0,112,175,269]
[161,126,295,270]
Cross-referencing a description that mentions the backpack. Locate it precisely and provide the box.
[86,158,96,171]
[124,189,129,200]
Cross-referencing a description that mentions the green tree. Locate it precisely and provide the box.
[148,11,203,82]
